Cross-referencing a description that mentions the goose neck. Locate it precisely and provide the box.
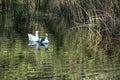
[35,33,39,39]
[45,36,48,40]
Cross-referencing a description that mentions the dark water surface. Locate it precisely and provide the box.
[0,12,120,80]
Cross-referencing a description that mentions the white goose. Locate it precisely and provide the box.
[39,33,49,44]
[28,31,39,41]
[28,31,49,44]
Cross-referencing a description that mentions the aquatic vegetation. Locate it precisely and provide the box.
[0,0,120,80]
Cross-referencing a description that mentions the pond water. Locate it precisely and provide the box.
[0,12,120,80]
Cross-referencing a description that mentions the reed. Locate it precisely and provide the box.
[1,0,119,53]
[57,0,120,53]
[33,0,120,53]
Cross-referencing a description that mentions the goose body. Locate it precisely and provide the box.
[39,33,49,44]
[28,31,39,41]
[28,41,49,51]
[28,32,49,51]
[28,31,49,43]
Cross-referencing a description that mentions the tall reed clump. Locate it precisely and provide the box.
[31,0,120,54]
[61,0,120,54]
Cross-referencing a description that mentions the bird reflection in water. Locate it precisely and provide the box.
[28,41,49,51]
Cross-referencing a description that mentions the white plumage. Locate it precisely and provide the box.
[28,31,49,44]
[28,31,39,41]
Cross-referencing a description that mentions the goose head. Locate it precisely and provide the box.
[35,31,39,34]
[45,33,48,37]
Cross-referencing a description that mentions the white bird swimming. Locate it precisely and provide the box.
[28,31,49,44]
[28,31,39,42]
[39,33,49,44]
[28,31,49,51]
